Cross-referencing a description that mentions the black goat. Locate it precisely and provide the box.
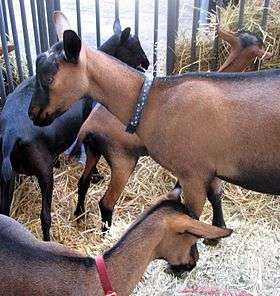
[0,19,149,241]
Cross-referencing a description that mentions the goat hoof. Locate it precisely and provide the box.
[91,174,104,184]
[101,224,109,235]
[43,234,51,241]
[203,238,220,246]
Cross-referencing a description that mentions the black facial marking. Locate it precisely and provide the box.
[31,42,65,112]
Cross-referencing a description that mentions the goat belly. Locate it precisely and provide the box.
[218,166,280,195]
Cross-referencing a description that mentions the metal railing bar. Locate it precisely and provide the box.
[30,0,41,55]
[36,0,49,52]
[7,0,24,82]
[212,0,223,71]
[115,0,119,20]
[0,1,12,97]
[0,66,6,104]
[76,0,81,37]
[190,0,201,71]
[19,0,33,76]
[54,0,61,11]
[261,0,270,31]
[46,0,57,46]
[153,0,159,77]
[176,0,180,32]
[238,0,245,29]
[134,0,139,37]
[166,0,180,75]
[1,0,9,39]
[95,0,100,48]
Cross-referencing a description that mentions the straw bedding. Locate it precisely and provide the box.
[11,155,280,296]
[174,0,280,73]
[4,0,280,295]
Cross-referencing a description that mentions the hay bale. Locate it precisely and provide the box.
[174,0,280,74]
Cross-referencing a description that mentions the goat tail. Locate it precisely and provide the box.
[1,133,16,183]
[69,138,83,160]
[166,181,182,201]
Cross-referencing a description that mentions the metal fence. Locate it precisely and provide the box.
[0,0,272,104]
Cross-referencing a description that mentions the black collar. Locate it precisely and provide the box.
[126,76,153,134]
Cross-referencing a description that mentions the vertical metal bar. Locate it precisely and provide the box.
[76,0,81,37]
[208,0,216,13]
[190,0,201,71]
[212,0,223,71]
[46,0,57,46]
[166,0,179,75]
[0,67,6,105]
[134,0,139,37]
[54,0,61,11]
[175,0,180,32]
[115,0,119,20]
[7,0,24,81]
[0,1,13,94]
[238,0,246,29]
[153,0,159,77]
[36,0,49,52]
[261,0,270,31]
[30,0,41,55]
[95,0,100,47]
[19,0,33,77]
[1,0,9,39]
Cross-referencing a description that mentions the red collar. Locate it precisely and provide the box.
[95,255,118,296]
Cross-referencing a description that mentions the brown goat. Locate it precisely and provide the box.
[70,26,271,231]
[0,188,232,295]
[29,12,278,232]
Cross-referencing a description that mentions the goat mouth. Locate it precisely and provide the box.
[32,109,65,127]
[166,263,196,276]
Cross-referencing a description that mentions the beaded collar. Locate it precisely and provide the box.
[126,76,153,134]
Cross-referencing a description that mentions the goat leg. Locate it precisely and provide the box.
[75,149,101,220]
[0,175,15,216]
[99,157,138,232]
[204,178,226,246]
[34,150,54,242]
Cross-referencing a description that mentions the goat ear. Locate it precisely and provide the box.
[113,18,122,36]
[120,27,131,44]
[218,29,239,47]
[171,215,233,240]
[63,30,81,63]
[53,11,71,41]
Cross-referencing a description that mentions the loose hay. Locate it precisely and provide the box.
[6,1,280,294]
[12,155,280,296]
[174,0,280,74]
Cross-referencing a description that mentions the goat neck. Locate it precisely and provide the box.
[100,221,158,296]
[85,47,145,127]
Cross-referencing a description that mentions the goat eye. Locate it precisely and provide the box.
[47,77,54,85]
[176,232,185,235]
